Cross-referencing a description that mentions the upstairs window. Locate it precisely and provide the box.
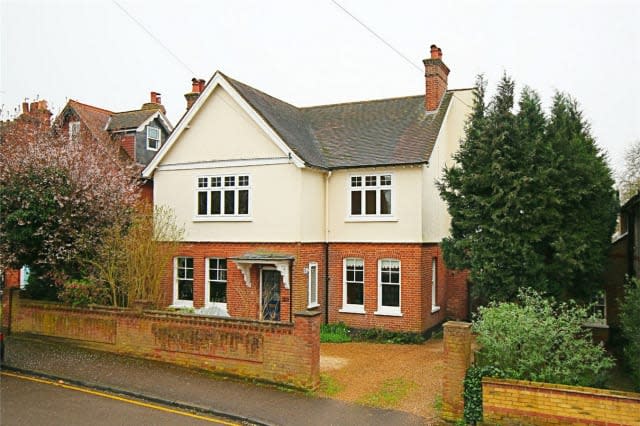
[147,126,160,150]
[69,121,80,141]
[197,175,250,217]
[350,174,392,216]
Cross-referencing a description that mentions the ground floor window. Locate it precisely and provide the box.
[342,258,364,313]
[174,257,194,306]
[587,290,607,326]
[308,262,318,308]
[431,257,440,313]
[376,259,401,315]
[207,258,227,305]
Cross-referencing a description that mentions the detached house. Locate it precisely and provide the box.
[55,92,173,201]
[143,45,473,333]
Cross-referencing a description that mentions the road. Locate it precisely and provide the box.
[0,371,242,426]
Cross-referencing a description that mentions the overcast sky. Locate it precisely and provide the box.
[1,0,638,172]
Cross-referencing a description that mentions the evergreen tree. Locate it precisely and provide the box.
[438,75,617,302]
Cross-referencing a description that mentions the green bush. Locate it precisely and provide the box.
[354,328,425,344]
[58,278,109,307]
[473,288,614,387]
[463,365,503,424]
[320,322,351,343]
[619,277,640,390]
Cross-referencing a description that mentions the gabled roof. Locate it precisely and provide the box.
[144,71,464,177]
[106,108,161,132]
[62,100,112,143]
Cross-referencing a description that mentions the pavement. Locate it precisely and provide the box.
[1,334,429,426]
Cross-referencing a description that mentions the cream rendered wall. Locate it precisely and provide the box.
[327,167,423,242]
[300,169,327,242]
[422,89,474,242]
[159,88,284,166]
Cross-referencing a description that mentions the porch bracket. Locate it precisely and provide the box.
[233,259,291,289]
[236,263,252,287]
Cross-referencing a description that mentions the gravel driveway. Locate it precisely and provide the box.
[319,338,445,423]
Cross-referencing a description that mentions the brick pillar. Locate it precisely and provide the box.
[1,287,20,333]
[293,310,321,390]
[442,321,473,421]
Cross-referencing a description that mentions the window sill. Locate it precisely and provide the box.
[307,303,320,310]
[339,306,366,314]
[193,216,253,222]
[374,309,403,317]
[344,216,398,223]
[584,322,609,329]
[170,301,193,308]
[431,306,441,314]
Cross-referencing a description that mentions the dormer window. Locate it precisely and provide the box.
[69,121,80,141]
[147,126,160,151]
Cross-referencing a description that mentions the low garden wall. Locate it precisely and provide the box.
[442,320,640,425]
[5,289,320,389]
[483,378,640,425]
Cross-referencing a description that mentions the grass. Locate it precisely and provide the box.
[357,378,416,408]
[318,374,342,396]
[320,322,351,343]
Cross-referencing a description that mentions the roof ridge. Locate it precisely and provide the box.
[222,73,302,112]
[301,94,424,111]
[112,108,158,115]
[68,99,113,114]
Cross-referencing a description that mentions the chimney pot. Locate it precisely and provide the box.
[198,79,205,93]
[22,102,29,114]
[191,78,200,93]
[430,44,439,59]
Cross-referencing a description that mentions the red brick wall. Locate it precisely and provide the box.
[441,321,473,421]
[163,242,326,322]
[445,269,469,320]
[327,243,467,333]
[9,294,321,389]
[483,378,640,425]
[117,134,135,161]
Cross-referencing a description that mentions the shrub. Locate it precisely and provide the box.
[473,288,614,387]
[463,365,503,424]
[320,322,351,343]
[354,328,425,344]
[58,278,109,307]
[619,277,640,390]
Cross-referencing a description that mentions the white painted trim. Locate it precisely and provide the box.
[173,256,194,307]
[377,258,401,314]
[158,157,291,172]
[342,257,365,312]
[136,110,174,133]
[339,306,366,314]
[205,257,228,312]
[307,262,318,308]
[142,72,304,179]
[192,217,253,222]
[346,172,395,219]
[344,217,398,223]
[146,125,161,151]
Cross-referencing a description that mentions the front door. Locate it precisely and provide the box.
[261,269,281,321]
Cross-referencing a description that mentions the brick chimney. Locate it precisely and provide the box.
[185,78,206,111]
[142,91,166,114]
[423,44,450,112]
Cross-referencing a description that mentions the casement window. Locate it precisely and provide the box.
[69,121,80,141]
[587,291,607,326]
[307,262,319,308]
[341,258,365,313]
[431,258,440,313]
[207,258,227,306]
[376,259,401,316]
[196,175,250,217]
[350,174,392,216]
[147,126,160,150]
[173,257,194,306]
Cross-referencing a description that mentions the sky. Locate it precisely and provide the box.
[1,0,638,173]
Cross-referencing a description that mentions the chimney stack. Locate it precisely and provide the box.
[142,91,166,114]
[423,44,450,112]
[185,78,206,111]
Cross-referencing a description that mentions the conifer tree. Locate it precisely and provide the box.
[438,75,617,302]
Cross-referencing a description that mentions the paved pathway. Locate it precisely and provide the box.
[1,335,428,425]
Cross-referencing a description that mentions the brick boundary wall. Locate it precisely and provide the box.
[6,291,320,390]
[483,378,640,426]
[441,321,473,421]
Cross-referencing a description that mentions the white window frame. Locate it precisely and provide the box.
[375,259,402,316]
[195,174,251,220]
[340,258,365,314]
[172,256,194,307]
[146,125,161,151]
[431,257,440,313]
[69,121,80,141]
[20,265,30,290]
[347,173,394,221]
[307,262,319,308]
[585,290,607,327]
[205,258,228,313]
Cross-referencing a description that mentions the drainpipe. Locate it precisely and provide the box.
[324,171,332,324]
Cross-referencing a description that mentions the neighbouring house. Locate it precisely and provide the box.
[604,192,640,333]
[142,44,472,333]
[54,92,173,202]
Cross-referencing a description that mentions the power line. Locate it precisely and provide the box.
[112,0,197,76]
[330,0,423,74]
